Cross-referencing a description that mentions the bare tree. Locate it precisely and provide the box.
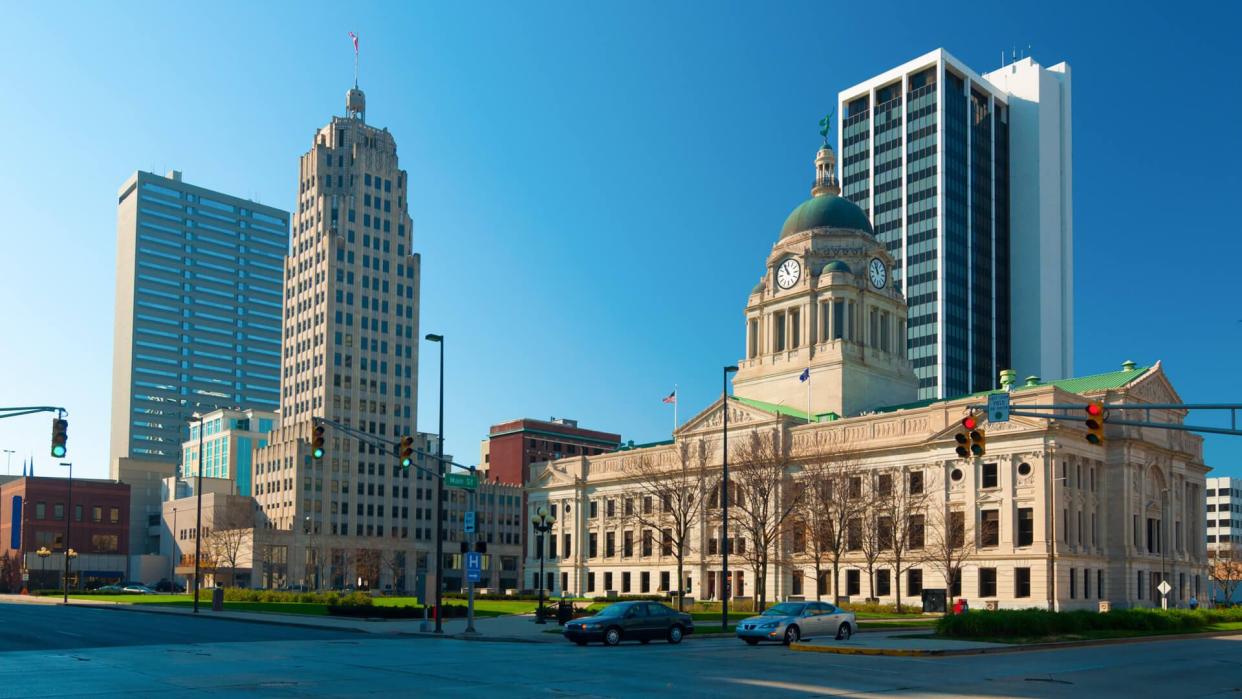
[856,473,892,602]
[205,505,255,587]
[622,439,719,610]
[794,454,864,603]
[877,466,929,612]
[381,549,408,593]
[1209,543,1242,605]
[356,548,381,590]
[729,429,802,612]
[925,499,976,608]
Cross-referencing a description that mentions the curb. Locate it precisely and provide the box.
[789,627,1242,657]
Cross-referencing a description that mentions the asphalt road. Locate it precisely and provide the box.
[2,602,1241,698]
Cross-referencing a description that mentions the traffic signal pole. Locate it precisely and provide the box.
[966,403,1242,438]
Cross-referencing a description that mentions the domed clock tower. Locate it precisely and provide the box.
[732,142,918,418]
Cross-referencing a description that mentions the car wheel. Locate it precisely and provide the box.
[604,627,622,646]
[783,625,800,645]
[836,623,852,641]
[668,625,684,644]
[743,637,760,646]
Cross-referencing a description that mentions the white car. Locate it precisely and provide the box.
[736,601,856,645]
[122,584,157,595]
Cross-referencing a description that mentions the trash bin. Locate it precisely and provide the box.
[211,587,224,612]
[921,588,946,613]
[556,600,574,625]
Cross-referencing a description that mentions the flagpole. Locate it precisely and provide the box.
[673,384,678,435]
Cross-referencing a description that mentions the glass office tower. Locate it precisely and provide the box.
[110,170,289,463]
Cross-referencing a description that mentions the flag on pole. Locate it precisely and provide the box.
[662,390,677,404]
[349,31,359,54]
[799,368,810,382]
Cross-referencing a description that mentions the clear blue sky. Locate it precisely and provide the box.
[1,1,1239,481]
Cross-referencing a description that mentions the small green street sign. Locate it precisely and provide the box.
[445,472,477,490]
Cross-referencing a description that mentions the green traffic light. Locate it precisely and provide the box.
[51,445,66,458]
[401,457,411,469]
[312,447,324,459]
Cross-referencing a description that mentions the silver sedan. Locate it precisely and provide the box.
[736,601,856,645]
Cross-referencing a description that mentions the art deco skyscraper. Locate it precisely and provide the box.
[253,86,428,587]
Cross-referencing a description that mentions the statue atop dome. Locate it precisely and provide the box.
[818,109,834,147]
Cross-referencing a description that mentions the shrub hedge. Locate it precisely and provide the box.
[219,589,373,606]
[937,607,1242,639]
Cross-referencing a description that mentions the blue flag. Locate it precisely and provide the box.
[799,368,810,382]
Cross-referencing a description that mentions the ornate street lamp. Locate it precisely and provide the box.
[36,546,51,589]
[532,505,553,624]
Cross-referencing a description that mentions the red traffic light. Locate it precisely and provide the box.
[1086,402,1104,417]
[961,415,978,430]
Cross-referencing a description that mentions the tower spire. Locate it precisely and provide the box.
[813,111,839,197]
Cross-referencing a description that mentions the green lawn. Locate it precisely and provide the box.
[66,593,539,618]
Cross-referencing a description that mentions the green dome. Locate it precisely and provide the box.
[780,194,874,238]
[821,260,851,273]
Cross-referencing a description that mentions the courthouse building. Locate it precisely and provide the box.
[524,142,1209,610]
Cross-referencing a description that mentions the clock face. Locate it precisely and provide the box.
[868,258,887,289]
[776,258,801,290]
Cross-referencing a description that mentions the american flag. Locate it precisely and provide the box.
[662,390,677,404]
[799,368,810,382]
[349,31,359,54]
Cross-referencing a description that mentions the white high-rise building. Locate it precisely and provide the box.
[837,48,1072,399]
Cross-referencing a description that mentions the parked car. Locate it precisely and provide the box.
[121,584,158,595]
[153,579,185,593]
[95,584,125,593]
[736,601,855,645]
[562,601,694,646]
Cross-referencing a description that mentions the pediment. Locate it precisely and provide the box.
[675,397,784,438]
[926,412,1049,442]
[1123,362,1183,406]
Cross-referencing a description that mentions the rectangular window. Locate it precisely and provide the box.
[604,572,613,592]
[790,308,801,348]
[1084,568,1091,599]
[1098,570,1105,599]
[909,471,924,494]
[950,511,966,548]
[791,570,803,596]
[642,530,653,557]
[661,528,673,556]
[876,569,891,596]
[589,532,598,558]
[606,499,615,517]
[623,531,633,557]
[980,510,999,547]
[548,534,557,560]
[622,572,631,593]
[982,463,998,489]
[775,312,787,352]
[1017,508,1034,546]
[832,300,845,340]
[909,514,925,549]
[589,500,597,518]
[979,568,997,597]
[659,571,670,591]
[53,503,64,520]
[110,507,120,524]
[1015,567,1031,597]
[35,502,45,519]
[640,572,650,593]
[563,534,571,559]
[92,506,102,523]
[1070,568,1077,599]
[846,569,860,596]
[606,532,615,557]
[587,572,595,593]
[907,569,923,596]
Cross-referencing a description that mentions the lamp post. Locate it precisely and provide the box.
[188,414,205,613]
[3,449,13,476]
[722,365,738,630]
[425,333,445,633]
[59,461,72,604]
[1160,487,1170,609]
[67,549,77,592]
[532,505,553,624]
[36,546,50,589]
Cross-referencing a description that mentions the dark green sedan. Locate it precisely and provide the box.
[562,601,694,646]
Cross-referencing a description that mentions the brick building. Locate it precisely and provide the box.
[481,418,621,486]
[0,477,131,590]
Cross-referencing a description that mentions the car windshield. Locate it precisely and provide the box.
[762,603,805,617]
[595,604,629,617]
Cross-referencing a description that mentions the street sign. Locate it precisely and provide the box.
[445,472,478,490]
[988,393,1010,423]
[464,510,476,534]
[465,551,482,583]
[1157,580,1171,596]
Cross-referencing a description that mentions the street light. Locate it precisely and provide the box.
[722,365,738,630]
[1160,487,1170,609]
[1049,474,1066,611]
[67,549,78,592]
[36,546,51,589]
[59,461,72,604]
[188,413,206,613]
[532,505,553,624]
[425,332,445,633]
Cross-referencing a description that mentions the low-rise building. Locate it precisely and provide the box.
[0,476,130,590]
[1207,476,1242,604]
[442,478,524,592]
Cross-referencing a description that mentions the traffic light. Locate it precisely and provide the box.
[311,423,325,459]
[1085,401,1106,445]
[50,418,68,458]
[399,435,414,470]
[954,414,985,458]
